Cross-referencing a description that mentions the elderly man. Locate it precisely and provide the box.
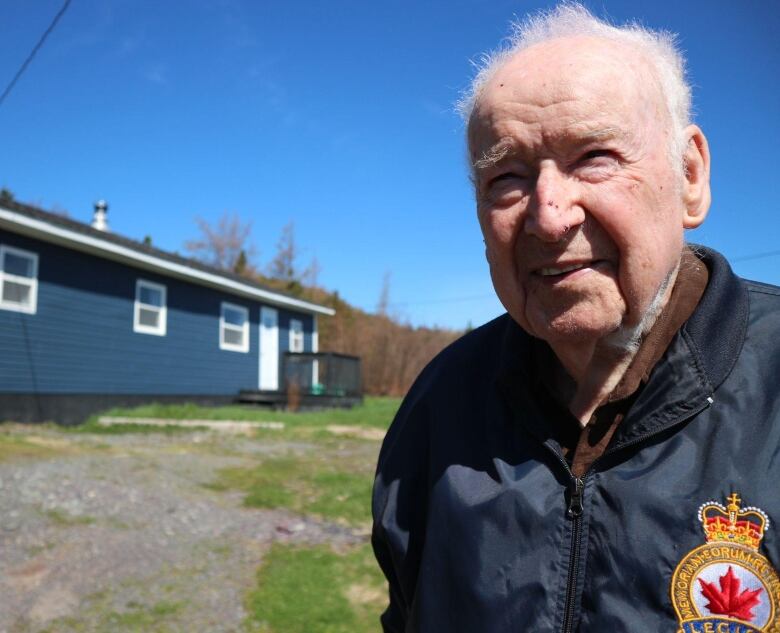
[372,5,780,633]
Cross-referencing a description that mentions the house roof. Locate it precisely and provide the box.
[0,199,335,316]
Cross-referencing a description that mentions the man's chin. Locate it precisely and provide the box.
[524,312,626,348]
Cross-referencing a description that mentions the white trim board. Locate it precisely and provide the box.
[0,206,335,316]
[259,306,279,390]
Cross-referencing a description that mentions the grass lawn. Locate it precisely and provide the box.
[245,543,385,633]
[75,396,400,632]
[206,446,375,526]
[76,396,401,432]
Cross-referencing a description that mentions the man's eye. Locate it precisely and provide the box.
[479,171,529,204]
[579,149,616,163]
[489,172,527,186]
[575,150,619,179]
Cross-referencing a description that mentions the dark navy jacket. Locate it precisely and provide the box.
[372,248,780,632]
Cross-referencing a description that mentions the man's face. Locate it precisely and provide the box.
[470,37,690,348]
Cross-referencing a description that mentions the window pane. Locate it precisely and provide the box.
[4,252,34,278]
[223,327,244,346]
[138,307,160,327]
[291,334,303,352]
[2,280,31,305]
[289,319,304,352]
[139,285,163,307]
[223,306,246,326]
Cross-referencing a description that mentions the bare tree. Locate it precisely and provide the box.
[184,212,257,275]
[376,271,392,315]
[267,221,298,282]
[302,256,322,288]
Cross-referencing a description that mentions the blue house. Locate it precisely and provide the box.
[0,198,339,423]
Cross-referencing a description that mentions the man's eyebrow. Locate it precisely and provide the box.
[472,139,518,171]
[576,126,624,143]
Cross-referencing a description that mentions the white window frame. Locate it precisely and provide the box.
[133,279,167,336]
[220,301,249,352]
[289,318,304,353]
[0,244,38,314]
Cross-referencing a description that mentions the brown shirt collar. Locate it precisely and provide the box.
[533,247,710,476]
[609,247,710,401]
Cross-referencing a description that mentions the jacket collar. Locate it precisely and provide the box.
[596,245,748,449]
[682,245,749,392]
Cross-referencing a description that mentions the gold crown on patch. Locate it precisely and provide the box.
[698,493,770,550]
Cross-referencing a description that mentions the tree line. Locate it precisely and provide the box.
[184,213,463,396]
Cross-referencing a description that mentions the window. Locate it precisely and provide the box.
[0,245,38,314]
[289,318,304,353]
[134,279,167,335]
[220,302,249,352]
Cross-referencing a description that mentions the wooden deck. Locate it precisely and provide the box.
[236,389,362,410]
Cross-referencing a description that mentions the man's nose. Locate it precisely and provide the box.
[524,163,585,242]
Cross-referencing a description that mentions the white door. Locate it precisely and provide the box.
[259,307,279,390]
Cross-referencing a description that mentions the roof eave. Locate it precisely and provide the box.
[0,205,335,316]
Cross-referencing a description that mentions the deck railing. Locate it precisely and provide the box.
[283,352,362,398]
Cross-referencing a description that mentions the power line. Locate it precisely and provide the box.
[731,249,780,263]
[0,0,73,108]
[393,293,497,306]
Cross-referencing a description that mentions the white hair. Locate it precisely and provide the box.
[457,3,692,166]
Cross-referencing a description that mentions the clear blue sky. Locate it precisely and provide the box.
[1,1,778,330]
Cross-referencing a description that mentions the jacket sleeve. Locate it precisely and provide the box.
[372,380,433,632]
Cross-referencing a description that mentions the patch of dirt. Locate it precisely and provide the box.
[20,436,76,450]
[326,425,386,441]
[0,427,369,632]
[97,416,285,434]
[345,583,386,606]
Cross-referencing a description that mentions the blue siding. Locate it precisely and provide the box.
[0,230,315,395]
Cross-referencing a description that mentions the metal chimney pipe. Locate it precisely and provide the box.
[92,199,109,231]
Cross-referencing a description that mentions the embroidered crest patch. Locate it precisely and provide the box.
[671,493,780,633]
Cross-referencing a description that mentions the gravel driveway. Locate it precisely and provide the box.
[0,427,370,632]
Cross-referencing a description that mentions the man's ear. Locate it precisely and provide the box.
[681,124,711,229]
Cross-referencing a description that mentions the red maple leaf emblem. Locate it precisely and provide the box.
[698,566,762,621]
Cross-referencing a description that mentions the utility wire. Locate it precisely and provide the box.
[0,0,73,108]
[393,293,497,306]
[731,249,780,263]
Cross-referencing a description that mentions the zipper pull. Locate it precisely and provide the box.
[567,477,584,518]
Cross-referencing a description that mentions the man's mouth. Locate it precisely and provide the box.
[537,262,590,277]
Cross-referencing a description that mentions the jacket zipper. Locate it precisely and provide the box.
[562,475,584,633]
[553,395,714,632]
[544,444,586,633]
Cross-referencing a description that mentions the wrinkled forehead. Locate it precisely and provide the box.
[467,36,667,155]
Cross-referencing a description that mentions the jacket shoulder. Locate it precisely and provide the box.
[375,314,514,468]
[741,278,780,344]
[743,278,780,322]
[743,278,780,298]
